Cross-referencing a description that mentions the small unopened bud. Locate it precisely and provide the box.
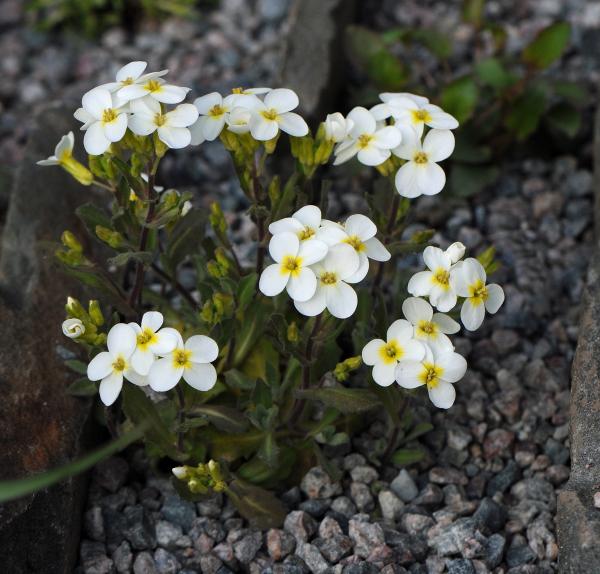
[88,300,104,326]
[287,321,300,343]
[66,297,86,320]
[62,318,85,339]
[181,200,192,216]
[172,466,189,480]
[96,226,123,249]
[62,157,93,186]
[445,242,466,264]
[61,230,82,252]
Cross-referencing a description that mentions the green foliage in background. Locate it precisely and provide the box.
[346,1,586,198]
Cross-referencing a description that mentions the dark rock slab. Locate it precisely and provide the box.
[280,0,356,121]
[0,105,96,573]
[557,107,600,573]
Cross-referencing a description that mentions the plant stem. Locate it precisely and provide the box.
[371,192,401,295]
[176,385,186,453]
[150,262,198,309]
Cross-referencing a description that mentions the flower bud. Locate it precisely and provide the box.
[445,242,466,264]
[172,466,189,480]
[88,300,104,326]
[181,200,192,216]
[62,157,93,186]
[61,230,82,252]
[264,133,279,154]
[287,321,300,343]
[66,296,87,320]
[95,226,123,249]
[324,112,351,143]
[62,318,85,339]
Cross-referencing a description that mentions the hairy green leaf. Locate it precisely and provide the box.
[522,21,570,69]
[295,387,380,414]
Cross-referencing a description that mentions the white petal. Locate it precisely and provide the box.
[269,231,299,262]
[74,107,95,127]
[395,361,425,389]
[325,243,360,279]
[392,127,420,160]
[325,281,357,319]
[407,271,434,296]
[297,239,328,266]
[131,347,155,376]
[148,357,183,392]
[103,113,128,142]
[386,319,413,343]
[295,286,327,317]
[259,263,289,296]
[107,323,137,357]
[249,114,279,141]
[425,105,459,130]
[167,103,199,127]
[394,162,422,198]
[194,92,223,114]
[141,311,163,331]
[485,284,505,314]
[158,126,191,149]
[454,258,486,296]
[402,340,426,362]
[402,297,433,325]
[128,112,156,136]
[269,218,304,236]
[37,157,59,166]
[287,267,317,302]
[417,162,446,196]
[294,205,321,230]
[423,129,455,162]
[55,132,74,157]
[87,352,114,381]
[461,299,485,331]
[82,87,112,118]
[264,88,298,113]
[431,287,457,313]
[201,116,226,141]
[423,246,450,272]
[369,103,393,121]
[357,146,389,166]
[380,92,429,106]
[347,107,376,136]
[362,339,386,366]
[183,363,217,391]
[372,362,397,386]
[117,83,148,102]
[433,313,460,334]
[445,242,466,264]
[186,335,219,363]
[435,351,467,383]
[158,328,184,350]
[189,117,207,145]
[428,381,456,409]
[425,332,455,354]
[149,330,179,355]
[373,126,402,149]
[124,368,148,387]
[84,122,111,155]
[116,61,147,82]
[316,225,348,246]
[345,214,377,241]
[363,237,390,262]
[153,84,190,104]
[333,142,359,165]
[278,112,309,137]
[99,372,123,406]
[345,252,369,283]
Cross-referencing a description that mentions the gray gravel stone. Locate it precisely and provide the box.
[295,541,330,574]
[267,528,297,561]
[300,467,341,499]
[80,541,114,574]
[378,489,404,522]
[155,521,182,550]
[153,548,180,574]
[390,470,419,502]
[93,457,129,493]
[284,511,318,542]
[160,495,197,532]
[124,505,157,550]
[233,530,262,563]
[348,518,385,558]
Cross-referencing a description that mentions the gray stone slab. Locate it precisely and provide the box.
[0,105,95,573]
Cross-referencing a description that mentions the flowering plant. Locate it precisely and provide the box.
[41,62,504,526]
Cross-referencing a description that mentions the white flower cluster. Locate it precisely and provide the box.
[258,206,391,319]
[330,92,458,198]
[84,311,219,406]
[362,242,504,409]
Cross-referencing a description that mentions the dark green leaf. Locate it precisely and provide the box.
[226,479,287,528]
[108,251,154,267]
[551,80,588,105]
[64,360,88,375]
[462,0,485,26]
[404,422,434,442]
[66,377,97,397]
[411,28,452,59]
[223,369,256,391]
[295,387,380,414]
[522,21,570,69]
[76,202,113,236]
[165,209,207,272]
[237,273,257,309]
[391,448,425,466]
[544,102,581,138]
[475,58,516,90]
[187,405,249,433]
[504,86,547,140]
[440,76,479,123]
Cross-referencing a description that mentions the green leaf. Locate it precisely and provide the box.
[0,424,146,503]
[107,251,154,268]
[187,405,249,434]
[522,21,570,69]
[223,369,256,391]
[345,25,409,90]
[404,422,434,442]
[462,0,485,26]
[64,359,88,375]
[76,202,113,236]
[504,86,547,140]
[209,429,265,462]
[411,28,452,59]
[449,163,499,198]
[226,479,287,528]
[440,76,479,123]
[66,377,97,397]
[237,273,257,309]
[295,387,381,414]
[391,448,426,467]
[475,58,516,90]
[544,102,581,138]
[165,209,207,272]
[551,80,588,105]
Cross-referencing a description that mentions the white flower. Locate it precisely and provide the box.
[87,323,147,406]
[396,344,467,409]
[379,92,430,106]
[383,96,458,137]
[230,86,271,95]
[76,87,129,155]
[129,99,199,149]
[258,231,328,302]
[100,61,167,93]
[402,297,459,353]
[190,92,260,144]
[269,205,323,241]
[445,241,466,264]
[317,214,390,282]
[148,332,219,392]
[127,312,179,376]
[117,76,190,105]
[333,107,401,166]
[407,246,459,312]
[226,106,253,134]
[362,319,426,386]
[37,132,74,166]
[393,129,455,198]
[324,112,353,143]
[295,244,360,319]
[62,318,85,339]
[452,258,505,331]
[249,88,309,141]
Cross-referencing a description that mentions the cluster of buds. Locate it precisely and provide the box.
[333,355,363,382]
[172,460,227,494]
[63,296,106,346]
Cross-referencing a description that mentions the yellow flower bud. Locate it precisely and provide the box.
[88,300,104,326]
[65,296,87,320]
[61,230,82,252]
[61,157,93,186]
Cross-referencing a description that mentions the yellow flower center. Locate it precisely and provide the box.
[102,108,118,123]
[357,134,373,149]
[344,235,364,251]
[413,151,429,164]
[320,271,337,285]
[261,109,278,121]
[379,340,403,365]
[432,268,450,289]
[145,79,163,93]
[417,320,437,337]
[419,363,444,388]
[412,109,432,124]
[281,255,303,277]
[121,77,134,86]
[232,87,244,94]
[172,349,192,369]
[298,227,315,241]
[468,279,488,306]
[112,356,127,372]
[154,113,167,127]
[137,328,157,350]
[209,104,225,118]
